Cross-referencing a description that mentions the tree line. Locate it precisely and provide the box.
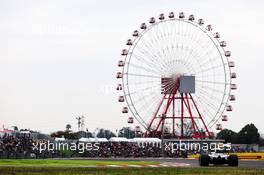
[50,123,263,145]
[217,123,263,145]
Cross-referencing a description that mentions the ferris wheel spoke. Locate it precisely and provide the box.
[208,111,225,128]
[194,95,218,114]
[199,55,222,69]
[128,92,156,106]
[132,92,160,113]
[188,95,212,128]
[148,24,163,44]
[182,29,206,57]
[196,88,227,127]
[171,47,197,74]
[192,42,216,61]
[125,83,161,96]
[137,97,162,128]
[132,53,165,74]
[177,28,194,60]
[208,111,223,126]
[125,79,160,86]
[196,83,225,98]
[125,73,161,79]
[135,44,169,74]
[127,79,176,98]
[142,98,162,120]
[197,45,219,61]
[196,80,228,85]
[143,29,165,63]
[136,43,161,62]
[157,22,168,40]
[194,95,223,126]
[178,49,198,73]
[180,34,206,71]
[141,40,167,69]
[138,35,158,53]
[140,94,162,118]
[198,84,226,94]
[166,22,194,73]
[164,22,175,64]
[194,55,220,73]
[185,43,213,69]
[192,94,216,125]
[168,23,180,65]
[128,62,162,76]
[127,99,152,127]
[135,47,161,66]
[196,87,223,108]
[126,93,158,123]
[152,24,174,67]
[175,58,195,74]
[159,24,174,65]
[195,64,226,75]
[190,45,216,70]
[195,88,221,109]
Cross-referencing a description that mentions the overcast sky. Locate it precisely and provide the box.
[1,0,264,134]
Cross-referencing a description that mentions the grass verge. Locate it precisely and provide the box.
[0,159,158,167]
[0,167,263,175]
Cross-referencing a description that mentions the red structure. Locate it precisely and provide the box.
[145,76,210,139]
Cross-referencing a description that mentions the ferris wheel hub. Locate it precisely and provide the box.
[171,73,181,81]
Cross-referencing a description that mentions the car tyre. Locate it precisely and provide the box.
[228,154,238,166]
[199,154,210,166]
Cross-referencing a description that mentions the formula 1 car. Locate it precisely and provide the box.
[199,151,238,166]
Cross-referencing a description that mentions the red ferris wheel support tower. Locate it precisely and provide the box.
[146,75,211,139]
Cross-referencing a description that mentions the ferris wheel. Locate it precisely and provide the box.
[116,12,237,139]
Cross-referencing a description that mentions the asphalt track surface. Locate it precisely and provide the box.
[69,158,264,169]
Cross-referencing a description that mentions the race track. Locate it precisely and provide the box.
[69,157,264,168]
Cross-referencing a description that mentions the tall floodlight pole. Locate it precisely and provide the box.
[76,117,81,131]
[81,115,85,131]
[76,116,85,132]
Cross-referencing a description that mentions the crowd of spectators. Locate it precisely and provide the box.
[4,134,258,159]
[230,145,257,153]
[81,142,185,158]
[0,134,33,158]
[0,134,188,159]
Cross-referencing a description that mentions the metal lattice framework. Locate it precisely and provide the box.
[116,12,237,139]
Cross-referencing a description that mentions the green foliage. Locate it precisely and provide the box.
[216,129,237,143]
[259,137,264,146]
[216,123,261,144]
[50,130,93,140]
[236,123,260,144]
[13,126,19,131]
[65,124,71,131]
[96,129,116,139]
[118,127,135,139]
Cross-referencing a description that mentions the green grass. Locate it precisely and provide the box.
[0,159,158,167]
[0,167,263,175]
[0,159,263,175]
